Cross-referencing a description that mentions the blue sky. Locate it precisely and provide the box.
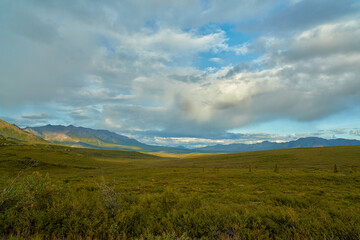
[0,0,360,147]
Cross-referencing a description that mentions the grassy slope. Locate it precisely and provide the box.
[2,144,358,174]
[38,132,142,150]
[1,144,360,239]
[25,125,192,153]
[0,143,160,176]
[162,146,360,169]
[0,119,47,144]
[24,128,142,151]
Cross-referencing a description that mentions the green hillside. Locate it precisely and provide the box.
[164,145,360,169]
[25,124,190,153]
[0,119,48,144]
[1,144,360,239]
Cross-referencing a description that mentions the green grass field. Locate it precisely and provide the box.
[1,142,360,239]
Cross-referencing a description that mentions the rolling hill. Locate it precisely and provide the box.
[0,119,48,144]
[1,142,360,239]
[25,124,190,153]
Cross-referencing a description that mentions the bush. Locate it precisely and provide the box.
[1,172,360,239]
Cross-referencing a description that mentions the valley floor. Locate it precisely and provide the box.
[0,144,360,239]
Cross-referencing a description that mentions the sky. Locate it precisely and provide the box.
[1,0,360,148]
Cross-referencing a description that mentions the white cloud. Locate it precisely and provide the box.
[289,19,360,59]
[1,0,359,146]
[350,130,360,136]
[100,19,360,134]
[209,57,223,64]
[231,43,250,55]
[120,29,228,55]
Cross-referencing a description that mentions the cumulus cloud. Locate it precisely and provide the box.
[0,0,359,146]
[21,113,54,121]
[132,129,354,148]
[240,0,358,34]
[350,130,360,136]
[286,20,360,61]
[209,58,224,64]
[98,18,360,136]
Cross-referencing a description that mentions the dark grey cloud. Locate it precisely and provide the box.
[0,0,359,146]
[240,0,358,34]
[223,62,254,78]
[1,113,59,128]
[22,113,54,120]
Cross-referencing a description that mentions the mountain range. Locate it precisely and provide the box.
[0,119,47,144]
[24,124,190,153]
[1,118,360,153]
[195,137,360,153]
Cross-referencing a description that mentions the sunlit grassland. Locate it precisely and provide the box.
[147,151,216,159]
[1,143,360,239]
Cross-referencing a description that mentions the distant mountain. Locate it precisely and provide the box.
[0,119,48,144]
[25,124,190,153]
[195,137,360,153]
[3,118,360,153]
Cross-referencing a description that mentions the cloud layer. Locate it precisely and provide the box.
[0,0,359,146]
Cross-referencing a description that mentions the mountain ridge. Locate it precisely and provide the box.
[2,118,360,153]
[26,123,360,153]
[194,137,360,153]
[25,124,190,153]
[0,119,48,144]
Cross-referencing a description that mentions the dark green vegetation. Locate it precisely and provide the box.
[1,140,360,239]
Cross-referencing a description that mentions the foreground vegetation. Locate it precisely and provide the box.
[1,143,360,239]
